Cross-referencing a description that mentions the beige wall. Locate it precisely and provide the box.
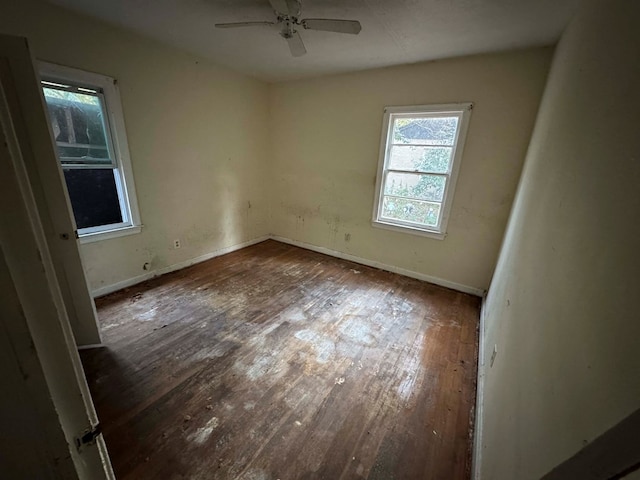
[0,0,271,292]
[269,48,552,293]
[0,0,553,296]
[480,0,640,478]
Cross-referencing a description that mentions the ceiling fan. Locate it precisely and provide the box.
[215,0,362,57]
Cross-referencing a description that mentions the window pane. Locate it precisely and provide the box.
[392,116,459,146]
[381,196,441,227]
[389,145,452,173]
[384,172,446,202]
[43,87,112,165]
[63,168,123,229]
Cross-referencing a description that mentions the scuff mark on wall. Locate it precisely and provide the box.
[328,215,340,248]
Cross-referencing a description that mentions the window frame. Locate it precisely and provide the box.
[38,61,141,244]
[372,103,472,240]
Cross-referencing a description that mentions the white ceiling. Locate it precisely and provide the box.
[46,0,580,82]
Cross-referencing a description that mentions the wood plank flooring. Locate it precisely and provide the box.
[80,240,480,480]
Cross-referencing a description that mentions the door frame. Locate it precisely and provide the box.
[0,33,101,346]
[0,33,114,479]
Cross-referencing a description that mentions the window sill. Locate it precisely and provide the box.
[372,220,446,240]
[78,225,142,244]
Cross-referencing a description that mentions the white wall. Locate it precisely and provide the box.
[269,48,552,293]
[479,0,640,477]
[0,0,271,293]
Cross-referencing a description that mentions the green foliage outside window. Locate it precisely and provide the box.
[382,117,458,226]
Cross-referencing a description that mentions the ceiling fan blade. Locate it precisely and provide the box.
[215,21,276,28]
[286,30,306,57]
[269,0,300,16]
[302,18,362,35]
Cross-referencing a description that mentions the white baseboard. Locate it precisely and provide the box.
[92,234,484,298]
[471,293,488,479]
[270,236,484,296]
[91,235,270,298]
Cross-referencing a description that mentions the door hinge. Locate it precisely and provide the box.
[76,423,101,449]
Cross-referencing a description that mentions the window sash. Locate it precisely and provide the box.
[389,143,455,147]
[387,145,453,175]
[385,169,449,178]
[372,103,472,237]
[60,165,132,235]
[41,75,131,235]
[382,170,449,205]
[379,195,442,229]
[382,115,459,231]
[41,80,99,95]
[39,61,142,243]
[61,163,117,170]
[42,82,118,168]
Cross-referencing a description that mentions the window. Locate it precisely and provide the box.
[372,103,472,239]
[39,62,141,243]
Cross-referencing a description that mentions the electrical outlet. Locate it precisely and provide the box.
[490,344,498,367]
[173,239,181,249]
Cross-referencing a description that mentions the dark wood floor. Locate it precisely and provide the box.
[81,240,480,480]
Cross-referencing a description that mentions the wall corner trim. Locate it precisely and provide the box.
[471,292,488,479]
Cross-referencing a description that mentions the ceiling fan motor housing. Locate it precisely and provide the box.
[215,0,362,57]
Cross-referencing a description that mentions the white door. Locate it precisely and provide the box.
[0,34,114,479]
[0,33,101,346]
